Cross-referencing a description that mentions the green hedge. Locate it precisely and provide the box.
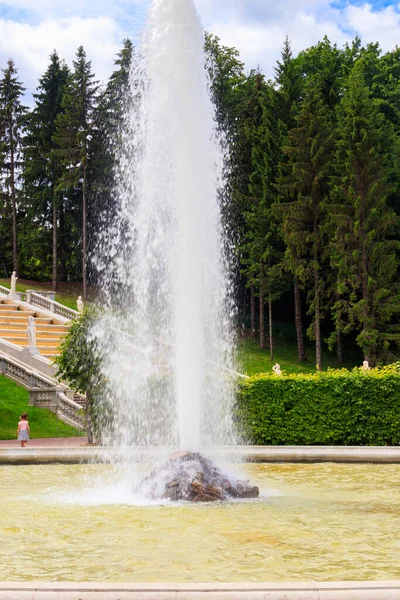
[236,365,400,445]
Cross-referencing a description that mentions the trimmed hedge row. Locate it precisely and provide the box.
[236,365,400,446]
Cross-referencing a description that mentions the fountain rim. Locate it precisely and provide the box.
[0,581,399,599]
[1,445,400,464]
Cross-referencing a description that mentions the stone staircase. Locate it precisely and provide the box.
[0,299,69,359]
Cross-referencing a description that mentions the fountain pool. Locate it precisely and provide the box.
[2,462,400,583]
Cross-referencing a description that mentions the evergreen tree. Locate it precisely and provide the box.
[239,72,268,349]
[298,37,344,112]
[239,73,285,354]
[204,33,248,314]
[0,96,9,274]
[274,38,307,362]
[277,81,334,370]
[205,33,246,136]
[0,59,28,274]
[90,40,133,222]
[274,36,303,137]
[54,46,99,299]
[331,60,400,364]
[88,39,134,289]
[23,51,69,288]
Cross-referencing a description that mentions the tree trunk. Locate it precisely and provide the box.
[314,267,322,371]
[250,286,256,339]
[268,287,273,361]
[337,331,343,364]
[52,200,58,292]
[259,265,266,350]
[59,205,66,282]
[362,239,371,364]
[334,292,343,363]
[82,164,88,301]
[9,119,18,274]
[294,278,307,362]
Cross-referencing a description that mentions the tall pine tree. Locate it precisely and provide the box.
[331,60,400,364]
[0,59,27,274]
[24,51,69,288]
[274,38,307,362]
[239,73,285,355]
[55,46,99,299]
[277,81,334,370]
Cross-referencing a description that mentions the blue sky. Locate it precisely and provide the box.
[1,0,400,98]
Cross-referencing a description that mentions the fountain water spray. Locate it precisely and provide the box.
[91,0,238,461]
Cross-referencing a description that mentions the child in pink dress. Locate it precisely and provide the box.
[17,413,30,447]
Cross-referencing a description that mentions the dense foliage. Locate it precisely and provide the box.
[237,365,400,445]
[55,308,107,442]
[2,35,400,365]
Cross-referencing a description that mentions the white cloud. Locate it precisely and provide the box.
[344,3,400,50]
[2,0,400,99]
[196,0,400,78]
[1,0,146,19]
[0,16,123,98]
[207,12,349,79]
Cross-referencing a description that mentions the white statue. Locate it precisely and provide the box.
[9,271,18,296]
[27,316,37,353]
[273,363,283,376]
[362,360,370,371]
[77,296,84,313]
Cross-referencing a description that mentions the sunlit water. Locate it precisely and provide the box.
[2,463,400,582]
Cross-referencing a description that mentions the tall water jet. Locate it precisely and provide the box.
[91,0,238,458]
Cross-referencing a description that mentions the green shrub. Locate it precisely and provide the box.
[236,364,400,445]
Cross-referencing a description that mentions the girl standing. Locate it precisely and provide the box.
[17,413,30,447]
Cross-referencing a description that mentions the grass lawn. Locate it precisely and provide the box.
[0,375,82,440]
[0,278,81,311]
[238,335,360,376]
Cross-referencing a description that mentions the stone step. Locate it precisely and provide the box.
[0,316,54,325]
[0,329,65,340]
[37,347,60,355]
[2,336,61,347]
[36,339,62,348]
[74,397,86,407]
[0,309,36,317]
[0,302,20,309]
[0,322,67,332]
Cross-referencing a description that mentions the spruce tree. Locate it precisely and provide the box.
[239,73,285,354]
[90,40,133,217]
[88,39,134,288]
[0,59,27,274]
[24,51,69,289]
[274,38,307,362]
[331,60,400,364]
[277,81,334,370]
[54,46,99,299]
[298,37,344,112]
[205,33,246,136]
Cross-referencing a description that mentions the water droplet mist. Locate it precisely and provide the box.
[91,0,238,456]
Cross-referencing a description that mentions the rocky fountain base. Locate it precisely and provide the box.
[138,452,259,502]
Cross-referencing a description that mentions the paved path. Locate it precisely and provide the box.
[0,437,88,448]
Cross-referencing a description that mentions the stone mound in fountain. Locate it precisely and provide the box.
[138,452,259,502]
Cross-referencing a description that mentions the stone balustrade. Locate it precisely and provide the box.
[27,292,78,321]
[0,351,85,431]
[57,392,85,429]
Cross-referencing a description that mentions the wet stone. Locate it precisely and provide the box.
[138,452,260,503]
